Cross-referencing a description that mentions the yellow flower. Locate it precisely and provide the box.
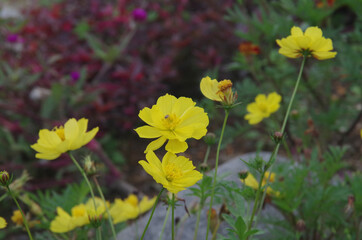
[50,197,108,233]
[139,151,203,194]
[31,118,99,160]
[11,210,23,226]
[276,26,337,60]
[0,217,7,229]
[134,94,209,153]
[200,76,237,105]
[110,194,156,224]
[245,92,282,125]
[241,171,279,196]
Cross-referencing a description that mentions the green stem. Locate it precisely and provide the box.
[96,228,102,240]
[140,188,164,240]
[158,205,171,240]
[171,193,176,240]
[203,145,211,165]
[69,153,97,210]
[206,109,230,240]
[6,186,33,240]
[93,176,117,240]
[253,56,307,235]
[246,169,266,236]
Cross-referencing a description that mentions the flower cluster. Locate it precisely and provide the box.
[50,195,155,233]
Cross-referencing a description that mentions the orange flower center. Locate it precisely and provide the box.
[53,126,65,141]
[162,113,180,130]
[217,80,232,94]
[164,163,182,181]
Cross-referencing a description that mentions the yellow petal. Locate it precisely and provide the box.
[0,217,7,229]
[64,118,79,145]
[200,76,221,101]
[244,113,263,125]
[138,107,155,126]
[312,51,337,60]
[172,97,195,117]
[165,139,188,153]
[291,26,303,36]
[294,36,311,49]
[156,94,177,114]
[35,152,62,160]
[305,26,322,40]
[134,126,162,138]
[144,136,167,153]
[80,127,99,146]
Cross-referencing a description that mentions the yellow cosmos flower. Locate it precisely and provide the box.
[276,26,337,60]
[245,92,282,125]
[200,76,237,105]
[139,151,203,194]
[0,217,7,229]
[110,194,156,224]
[50,197,107,233]
[31,118,99,160]
[134,94,209,153]
[241,171,279,197]
[11,210,23,226]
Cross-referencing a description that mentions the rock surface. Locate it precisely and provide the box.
[117,152,285,240]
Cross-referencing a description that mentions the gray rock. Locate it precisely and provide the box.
[117,152,286,240]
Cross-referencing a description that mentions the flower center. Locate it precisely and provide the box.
[53,126,65,141]
[72,206,86,217]
[164,163,182,181]
[217,80,232,94]
[162,113,180,130]
[126,195,139,207]
[258,102,269,113]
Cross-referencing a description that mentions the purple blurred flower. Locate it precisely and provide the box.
[6,34,19,43]
[70,71,80,82]
[132,8,147,22]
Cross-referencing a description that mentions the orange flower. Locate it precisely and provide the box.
[238,42,260,56]
[316,0,335,8]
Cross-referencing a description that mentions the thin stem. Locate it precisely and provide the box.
[171,193,176,240]
[93,176,117,240]
[158,205,171,240]
[69,153,97,209]
[140,188,164,240]
[96,228,102,240]
[246,169,266,236]
[6,186,33,240]
[206,109,230,240]
[202,145,211,165]
[253,56,307,233]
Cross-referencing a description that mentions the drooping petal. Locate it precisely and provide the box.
[165,139,188,153]
[134,126,162,138]
[200,76,221,101]
[312,51,337,60]
[144,136,167,153]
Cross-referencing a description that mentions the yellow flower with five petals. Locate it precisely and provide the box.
[31,118,99,160]
[245,92,282,125]
[139,151,203,194]
[276,26,337,60]
[134,94,209,153]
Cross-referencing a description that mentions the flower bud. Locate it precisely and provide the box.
[207,208,219,234]
[199,163,209,172]
[88,211,103,228]
[83,156,97,176]
[271,131,283,144]
[132,8,147,22]
[203,133,217,146]
[0,171,11,187]
[238,170,249,180]
[296,219,305,232]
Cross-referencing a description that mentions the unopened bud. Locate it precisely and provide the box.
[296,219,305,232]
[83,156,96,176]
[207,208,219,234]
[203,133,216,145]
[272,131,283,144]
[199,163,209,172]
[0,171,11,187]
[238,171,249,180]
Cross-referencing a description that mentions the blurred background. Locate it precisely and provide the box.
[0,0,361,237]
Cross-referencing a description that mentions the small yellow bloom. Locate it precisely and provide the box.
[200,76,237,105]
[0,217,7,229]
[50,197,108,233]
[134,94,209,153]
[276,26,337,60]
[241,171,279,196]
[11,210,23,226]
[245,92,282,125]
[31,118,99,160]
[139,151,203,194]
[110,194,156,224]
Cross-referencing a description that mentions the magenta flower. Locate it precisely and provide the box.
[70,71,80,82]
[6,34,19,43]
[132,8,147,22]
